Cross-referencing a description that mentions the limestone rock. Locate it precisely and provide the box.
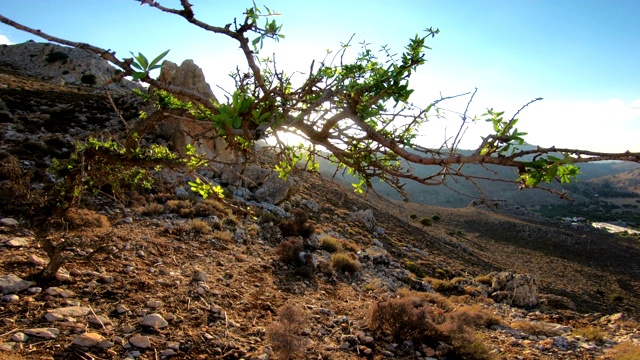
[254,173,300,204]
[490,271,539,307]
[73,332,104,347]
[24,328,60,340]
[129,334,151,348]
[6,237,30,247]
[351,209,376,231]
[0,42,139,95]
[139,313,168,328]
[47,306,91,318]
[0,274,34,294]
[0,218,19,226]
[155,60,233,162]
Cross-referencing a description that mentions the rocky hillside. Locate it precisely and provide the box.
[0,42,639,360]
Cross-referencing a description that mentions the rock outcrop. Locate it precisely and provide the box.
[0,41,138,95]
[154,60,233,162]
[490,271,539,307]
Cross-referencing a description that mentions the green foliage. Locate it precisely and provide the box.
[80,73,96,85]
[130,49,170,80]
[419,217,432,226]
[188,177,224,200]
[45,50,68,63]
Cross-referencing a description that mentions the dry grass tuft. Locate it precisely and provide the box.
[64,208,109,229]
[276,238,304,265]
[330,252,359,273]
[573,325,606,343]
[188,219,211,234]
[139,202,164,216]
[606,342,640,360]
[266,303,309,360]
[212,230,233,242]
[319,235,343,253]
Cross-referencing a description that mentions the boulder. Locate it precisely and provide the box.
[0,41,138,95]
[351,209,376,231]
[490,271,539,307]
[155,60,233,162]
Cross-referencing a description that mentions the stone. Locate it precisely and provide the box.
[46,287,75,298]
[155,60,233,162]
[10,332,28,342]
[352,209,376,231]
[73,332,105,347]
[116,304,130,314]
[23,328,60,339]
[254,173,299,204]
[161,349,177,356]
[146,300,163,309]
[140,313,168,329]
[490,271,539,307]
[6,237,30,247]
[88,314,112,326]
[48,306,90,318]
[55,268,72,282]
[2,294,19,303]
[0,274,34,294]
[129,334,151,348]
[0,218,19,226]
[28,254,47,265]
[194,271,208,282]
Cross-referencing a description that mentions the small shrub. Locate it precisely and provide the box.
[426,277,456,293]
[435,268,447,278]
[331,252,360,273]
[212,230,233,242]
[611,294,624,302]
[166,199,191,214]
[369,296,440,342]
[276,238,304,265]
[45,50,69,63]
[266,303,309,360]
[64,208,109,229]
[278,208,315,238]
[573,325,605,343]
[80,73,97,85]
[419,217,432,226]
[409,214,418,220]
[432,215,441,221]
[139,202,164,216]
[319,235,342,253]
[607,342,640,360]
[405,260,425,277]
[189,219,211,234]
[475,274,493,286]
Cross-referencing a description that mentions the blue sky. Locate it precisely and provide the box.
[1,0,639,152]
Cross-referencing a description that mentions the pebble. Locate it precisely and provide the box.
[194,271,208,282]
[116,304,130,314]
[2,294,19,302]
[11,332,28,342]
[73,332,105,347]
[0,273,34,293]
[0,217,19,226]
[88,314,112,326]
[146,300,162,308]
[140,313,168,328]
[6,237,30,247]
[161,349,177,356]
[28,254,47,265]
[55,268,72,282]
[24,328,60,340]
[46,287,75,298]
[47,306,90,318]
[129,334,150,348]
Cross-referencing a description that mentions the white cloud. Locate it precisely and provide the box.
[0,35,12,45]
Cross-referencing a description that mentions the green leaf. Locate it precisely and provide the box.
[148,49,170,68]
[135,52,149,69]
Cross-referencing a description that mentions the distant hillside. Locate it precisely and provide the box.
[316,149,640,208]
